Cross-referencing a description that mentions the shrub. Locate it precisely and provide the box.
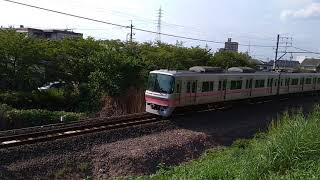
[3,108,84,130]
[0,89,80,112]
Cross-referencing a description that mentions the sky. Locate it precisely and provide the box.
[0,0,320,61]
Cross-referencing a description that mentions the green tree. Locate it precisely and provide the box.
[210,51,254,69]
[89,49,144,97]
[0,30,46,91]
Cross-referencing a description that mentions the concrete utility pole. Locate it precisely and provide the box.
[273,34,280,70]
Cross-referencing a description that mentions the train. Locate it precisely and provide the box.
[145,66,320,117]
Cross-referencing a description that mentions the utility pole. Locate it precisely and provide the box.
[130,20,133,43]
[273,34,280,70]
[156,6,163,42]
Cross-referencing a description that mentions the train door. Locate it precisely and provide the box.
[218,79,227,101]
[175,80,182,106]
[185,80,197,105]
[313,77,317,90]
[245,78,253,97]
[267,78,273,94]
[301,77,305,91]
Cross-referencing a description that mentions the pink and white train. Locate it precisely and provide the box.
[145,66,320,117]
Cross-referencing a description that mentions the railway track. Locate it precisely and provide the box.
[0,113,161,149]
[0,97,292,149]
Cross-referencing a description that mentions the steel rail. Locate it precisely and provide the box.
[0,113,160,149]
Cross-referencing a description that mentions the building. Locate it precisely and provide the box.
[266,60,300,71]
[300,58,320,72]
[249,59,273,71]
[219,38,239,52]
[3,25,83,39]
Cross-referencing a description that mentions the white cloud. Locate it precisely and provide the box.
[281,3,320,20]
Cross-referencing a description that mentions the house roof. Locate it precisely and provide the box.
[266,60,300,68]
[300,58,320,67]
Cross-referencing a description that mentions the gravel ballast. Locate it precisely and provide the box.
[1,96,320,179]
[93,129,213,178]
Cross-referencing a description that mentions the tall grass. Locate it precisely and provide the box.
[144,105,320,180]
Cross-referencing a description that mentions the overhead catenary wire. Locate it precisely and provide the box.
[2,0,277,48]
[292,46,320,55]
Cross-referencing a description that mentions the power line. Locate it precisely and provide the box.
[292,46,320,55]
[1,0,276,48]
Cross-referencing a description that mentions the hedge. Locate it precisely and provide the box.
[0,104,84,130]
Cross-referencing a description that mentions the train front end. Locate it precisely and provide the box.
[145,70,176,117]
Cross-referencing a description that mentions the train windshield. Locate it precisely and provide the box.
[147,73,175,94]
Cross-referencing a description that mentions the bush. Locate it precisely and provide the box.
[2,108,84,130]
[0,89,80,112]
[145,106,320,179]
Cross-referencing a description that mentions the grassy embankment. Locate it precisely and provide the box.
[143,106,320,179]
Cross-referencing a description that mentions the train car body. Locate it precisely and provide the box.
[145,66,320,117]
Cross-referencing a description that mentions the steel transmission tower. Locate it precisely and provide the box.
[156,7,163,42]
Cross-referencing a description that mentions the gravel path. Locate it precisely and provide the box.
[1,95,320,179]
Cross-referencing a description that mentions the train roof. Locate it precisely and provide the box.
[150,69,320,77]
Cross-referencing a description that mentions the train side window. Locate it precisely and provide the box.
[218,81,222,91]
[202,82,209,92]
[285,78,290,86]
[317,78,320,84]
[192,82,196,93]
[187,82,191,93]
[280,79,284,86]
[306,78,312,84]
[230,80,242,90]
[291,79,299,85]
[274,79,278,86]
[300,78,304,85]
[313,78,317,84]
[255,80,265,88]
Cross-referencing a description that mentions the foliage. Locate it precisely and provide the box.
[142,106,320,179]
[0,30,256,113]
[0,89,79,111]
[0,29,47,91]
[209,51,254,69]
[1,106,84,130]
[88,49,144,97]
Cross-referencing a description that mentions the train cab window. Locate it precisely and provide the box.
[230,80,242,90]
[255,80,265,88]
[192,82,196,93]
[187,82,191,93]
[306,78,312,84]
[291,79,299,86]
